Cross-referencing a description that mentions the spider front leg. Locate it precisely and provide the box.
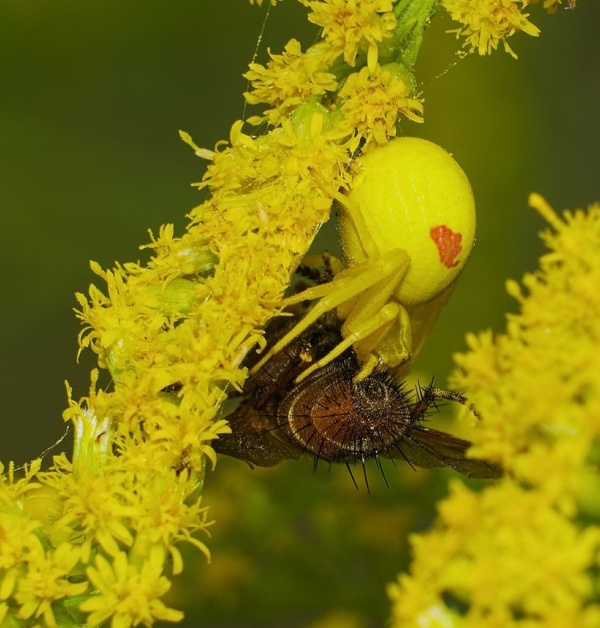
[251,247,412,381]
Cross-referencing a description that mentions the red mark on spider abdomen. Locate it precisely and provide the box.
[430,225,462,268]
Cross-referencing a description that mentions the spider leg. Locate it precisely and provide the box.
[294,301,400,383]
[251,248,411,377]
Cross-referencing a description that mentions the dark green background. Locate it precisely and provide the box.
[1,2,598,626]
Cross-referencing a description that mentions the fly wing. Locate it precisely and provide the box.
[214,400,303,468]
[387,426,502,479]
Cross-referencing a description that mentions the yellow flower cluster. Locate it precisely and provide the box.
[301,0,397,69]
[244,1,426,149]
[244,40,338,126]
[388,195,600,626]
[443,0,574,58]
[339,64,423,147]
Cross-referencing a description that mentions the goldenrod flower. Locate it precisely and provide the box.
[389,195,600,626]
[245,40,338,126]
[300,0,397,70]
[47,462,138,560]
[443,0,541,58]
[339,63,423,148]
[14,541,87,628]
[79,547,183,627]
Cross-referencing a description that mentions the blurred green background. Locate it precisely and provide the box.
[1,1,598,626]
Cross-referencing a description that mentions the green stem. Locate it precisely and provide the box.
[393,0,441,67]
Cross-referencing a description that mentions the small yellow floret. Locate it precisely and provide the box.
[443,0,541,58]
[244,40,337,125]
[300,0,397,67]
[339,65,424,148]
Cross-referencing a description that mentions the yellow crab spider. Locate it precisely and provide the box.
[252,136,476,383]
